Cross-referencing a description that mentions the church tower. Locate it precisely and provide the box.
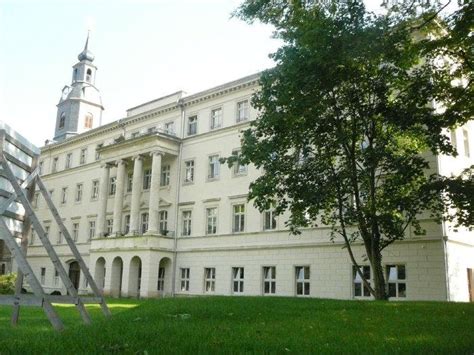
[53,33,104,142]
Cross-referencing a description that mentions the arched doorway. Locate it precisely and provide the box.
[128,256,142,298]
[68,261,80,290]
[94,257,106,291]
[111,257,123,297]
[157,257,172,296]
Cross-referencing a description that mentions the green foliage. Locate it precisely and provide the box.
[0,273,16,295]
[226,1,473,299]
[0,297,473,353]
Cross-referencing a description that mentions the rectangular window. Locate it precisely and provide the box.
[164,121,175,135]
[180,268,190,291]
[210,108,222,129]
[353,265,371,298]
[57,231,63,244]
[75,183,83,202]
[106,218,113,235]
[204,267,216,293]
[187,115,197,136]
[182,210,192,236]
[206,207,217,235]
[232,149,247,176]
[127,173,133,192]
[160,165,170,186]
[38,161,44,175]
[157,267,165,291]
[80,148,87,164]
[184,160,194,183]
[237,100,249,123]
[91,180,99,200]
[95,144,103,161]
[40,267,46,285]
[88,221,96,240]
[72,223,79,242]
[386,265,406,298]
[109,177,116,196]
[264,202,277,230]
[61,187,67,204]
[52,157,58,173]
[44,226,50,239]
[53,269,59,287]
[233,204,245,233]
[263,266,276,295]
[124,215,131,234]
[232,267,244,294]
[463,129,470,157]
[208,155,220,180]
[65,153,72,169]
[295,266,310,296]
[159,211,168,235]
[141,213,149,234]
[33,192,39,208]
[143,169,152,190]
[30,229,35,245]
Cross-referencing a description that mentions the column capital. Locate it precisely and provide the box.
[116,159,128,167]
[132,154,144,161]
[100,163,111,170]
[150,151,164,158]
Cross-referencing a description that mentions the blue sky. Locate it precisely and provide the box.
[0,0,385,146]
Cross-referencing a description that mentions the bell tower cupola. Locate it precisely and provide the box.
[53,32,104,142]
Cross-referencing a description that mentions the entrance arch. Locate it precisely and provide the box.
[157,257,172,296]
[68,261,80,290]
[111,257,123,297]
[94,257,106,291]
[128,256,142,298]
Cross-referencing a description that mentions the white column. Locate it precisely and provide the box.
[146,151,163,235]
[129,155,143,234]
[96,164,110,237]
[112,159,127,235]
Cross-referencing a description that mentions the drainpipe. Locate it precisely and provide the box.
[171,99,185,297]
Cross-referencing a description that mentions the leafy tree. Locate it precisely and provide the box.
[226,0,473,299]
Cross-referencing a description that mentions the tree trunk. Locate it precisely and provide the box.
[371,250,388,300]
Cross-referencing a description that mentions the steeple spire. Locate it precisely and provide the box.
[78,31,95,62]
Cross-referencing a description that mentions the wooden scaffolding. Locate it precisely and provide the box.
[0,122,110,331]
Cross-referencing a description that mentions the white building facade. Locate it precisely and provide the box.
[21,40,474,302]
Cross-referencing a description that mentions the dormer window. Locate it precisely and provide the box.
[85,113,93,129]
[59,112,66,129]
[86,69,92,82]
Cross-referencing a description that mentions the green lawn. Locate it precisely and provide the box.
[0,296,473,354]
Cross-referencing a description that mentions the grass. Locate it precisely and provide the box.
[0,296,473,354]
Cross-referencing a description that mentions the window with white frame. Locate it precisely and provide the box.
[109,177,116,196]
[33,192,39,208]
[53,269,59,286]
[106,218,113,235]
[40,267,46,285]
[263,266,276,295]
[75,183,83,202]
[143,169,152,190]
[30,229,35,245]
[463,129,470,157]
[141,213,149,234]
[182,211,192,236]
[127,173,133,192]
[295,266,310,296]
[204,267,216,293]
[164,121,175,135]
[233,204,245,233]
[264,202,277,230]
[124,215,131,234]
[232,149,247,176]
[57,231,63,244]
[80,148,87,165]
[157,267,165,291]
[65,153,72,169]
[206,207,218,235]
[160,165,170,186]
[95,144,103,161]
[61,187,67,204]
[187,115,197,136]
[386,265,406,298]
[236,100,249,123]
[184,160,194,183]
[91,180,99,200]
[52,157,58,173]
[210,108,222,129]
[44,225,50,239]
[208,155,220,180]
[88,221,95,240]
[353,265,371,298]
[72,223,79,242]
[180,268,190,291]
[159,211,168,235]
[232,267,244,294]
[38,161,44,175]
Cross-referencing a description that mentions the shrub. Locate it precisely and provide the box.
[0,273,17,294]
